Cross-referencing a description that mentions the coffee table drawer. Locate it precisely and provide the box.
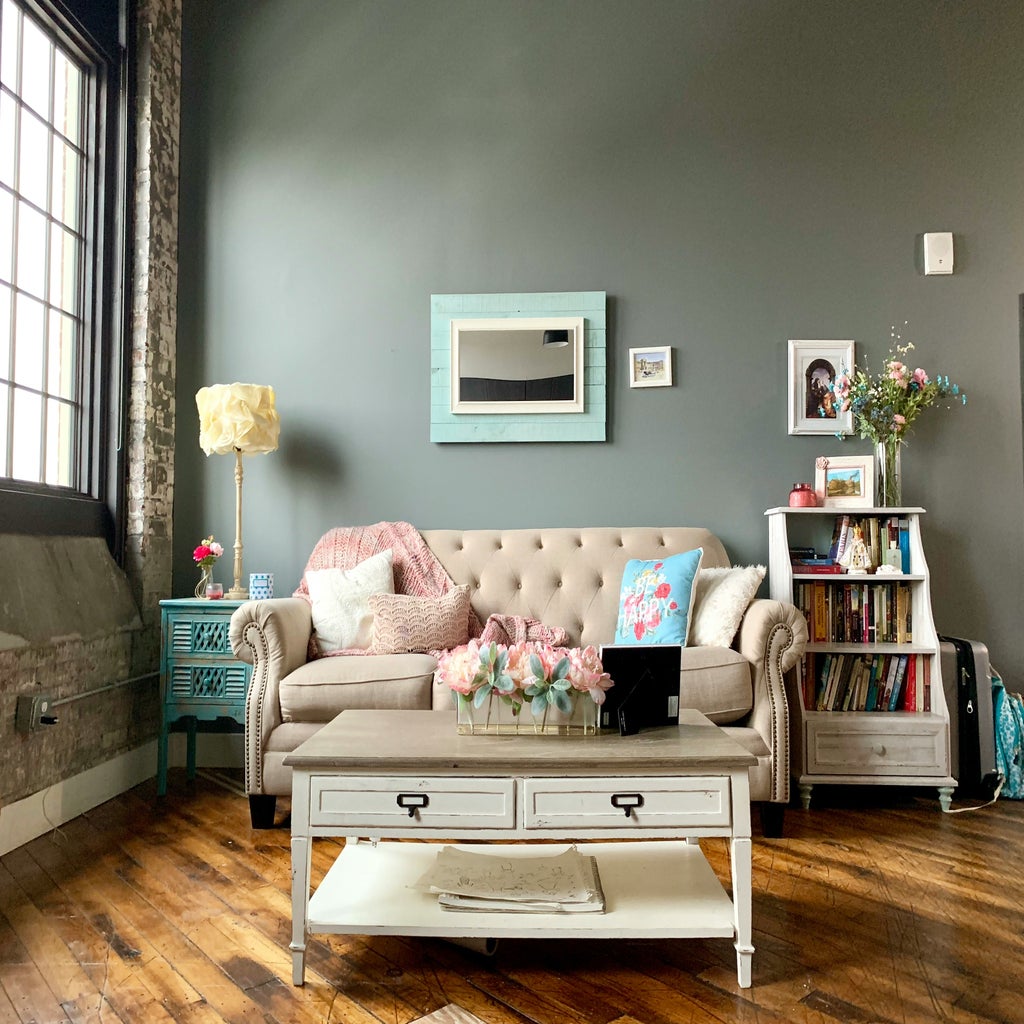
[309,775,515,829]
[523,776,732,830]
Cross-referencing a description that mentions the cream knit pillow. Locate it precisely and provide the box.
[689,565,766,648]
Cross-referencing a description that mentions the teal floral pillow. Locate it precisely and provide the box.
[615,548,704,645]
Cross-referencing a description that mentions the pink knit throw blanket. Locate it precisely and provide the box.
[294,521,568,655]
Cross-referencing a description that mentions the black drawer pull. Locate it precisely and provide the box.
[610,793,645,817]
[396,793,429,817]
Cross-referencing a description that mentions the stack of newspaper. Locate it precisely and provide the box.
[414,845,606,914]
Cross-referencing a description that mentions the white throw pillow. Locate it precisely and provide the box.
[306,549,394,652]
[689,565,766,649]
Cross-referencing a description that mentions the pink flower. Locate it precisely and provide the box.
[887,360,908,387]
[209,541,224,557]
[892,414,907,432]
[504,644,534,689]
[437,641,484,694]
[912,367,929,386]
[565,646,614,704]
[654,582,671,599]
[633,622,645,641]
[193,545,211,562]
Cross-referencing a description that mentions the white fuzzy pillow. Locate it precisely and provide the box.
[689,565,766,648]
[306,549,394,652]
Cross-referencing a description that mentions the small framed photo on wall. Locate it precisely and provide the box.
[815,454,875,508]
[629,347,673,388]
[787,339,854,434]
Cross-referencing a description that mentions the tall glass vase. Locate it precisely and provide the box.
[195,566,213,599]
[876,438,903,507]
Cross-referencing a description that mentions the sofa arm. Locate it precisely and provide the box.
[230,598,313,795]
[735,598,809,803]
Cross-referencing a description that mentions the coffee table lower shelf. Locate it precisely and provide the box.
[306,839,739,957]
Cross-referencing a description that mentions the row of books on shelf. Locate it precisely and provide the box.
[794,580,913,644]
[831,514,910,572]
[799,652,930,713]
[789,514,911,574]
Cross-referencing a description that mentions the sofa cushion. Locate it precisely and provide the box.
[690,565,766,649]
[306,548,394,652]
[614,547,703,645]
[369,585,471,654]
[679,645,753,724]
[279,652,436,722]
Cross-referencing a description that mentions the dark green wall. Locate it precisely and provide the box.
[176,0,1024,679]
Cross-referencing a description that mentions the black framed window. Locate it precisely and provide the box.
[0,0,126,546]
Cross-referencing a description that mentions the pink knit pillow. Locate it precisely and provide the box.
[369,586,472,654]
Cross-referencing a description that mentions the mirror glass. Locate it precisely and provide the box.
[450,316,584,415]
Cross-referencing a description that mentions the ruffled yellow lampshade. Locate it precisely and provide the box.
[196,383,280,456]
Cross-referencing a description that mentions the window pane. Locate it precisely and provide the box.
[16,198,45,297]
[49,221,77,311]
[47,309,74,398]
[13,289,42,388]
[0,189,11,280]
[51,136,78,226]
[44,396,73,485]
[19,14,50,118]
[0,92,15,188]
[52,49,81,145]
[11,385,40,480]
[0,1,19,90]
[18,108,47,208]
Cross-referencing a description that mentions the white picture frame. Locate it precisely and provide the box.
[815,454,875,508]
[629,346,673,388]
[787,339,855,435]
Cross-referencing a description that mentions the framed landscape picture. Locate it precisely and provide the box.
[787,339,855,435]
[815,454,875,508]
[629,347,673,388]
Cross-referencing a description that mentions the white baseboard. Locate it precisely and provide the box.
[0,734,244,857]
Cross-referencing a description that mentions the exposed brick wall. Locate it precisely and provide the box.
[125,0,181,664]
[0,0,181,807]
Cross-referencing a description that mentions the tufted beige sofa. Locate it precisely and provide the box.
[230,526,807,836]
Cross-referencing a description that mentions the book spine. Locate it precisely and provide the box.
[813,583,827,643]
[902,654,917,712]
[898,517,911,573]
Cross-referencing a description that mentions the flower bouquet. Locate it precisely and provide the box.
[829,326,967,505]
[193,535,224,598]
[437,640,613,735]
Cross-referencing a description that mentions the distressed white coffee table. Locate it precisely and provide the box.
[284,708,757,987]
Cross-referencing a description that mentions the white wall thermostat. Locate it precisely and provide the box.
[923,232,954,275]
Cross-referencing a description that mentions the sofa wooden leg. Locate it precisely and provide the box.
[249,794,277,829]
[760,802,785,839]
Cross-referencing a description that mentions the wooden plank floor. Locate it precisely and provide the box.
[1,772,1022,1024]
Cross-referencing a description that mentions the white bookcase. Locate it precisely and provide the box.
[765,507,955,810]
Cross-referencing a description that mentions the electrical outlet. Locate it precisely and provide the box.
[15,694,58,733]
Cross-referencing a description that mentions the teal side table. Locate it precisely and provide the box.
[158,598,252,796]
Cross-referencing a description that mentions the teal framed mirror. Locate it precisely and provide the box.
[430,292,606,443]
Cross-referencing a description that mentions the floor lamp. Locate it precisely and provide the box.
[196,383,280,600]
